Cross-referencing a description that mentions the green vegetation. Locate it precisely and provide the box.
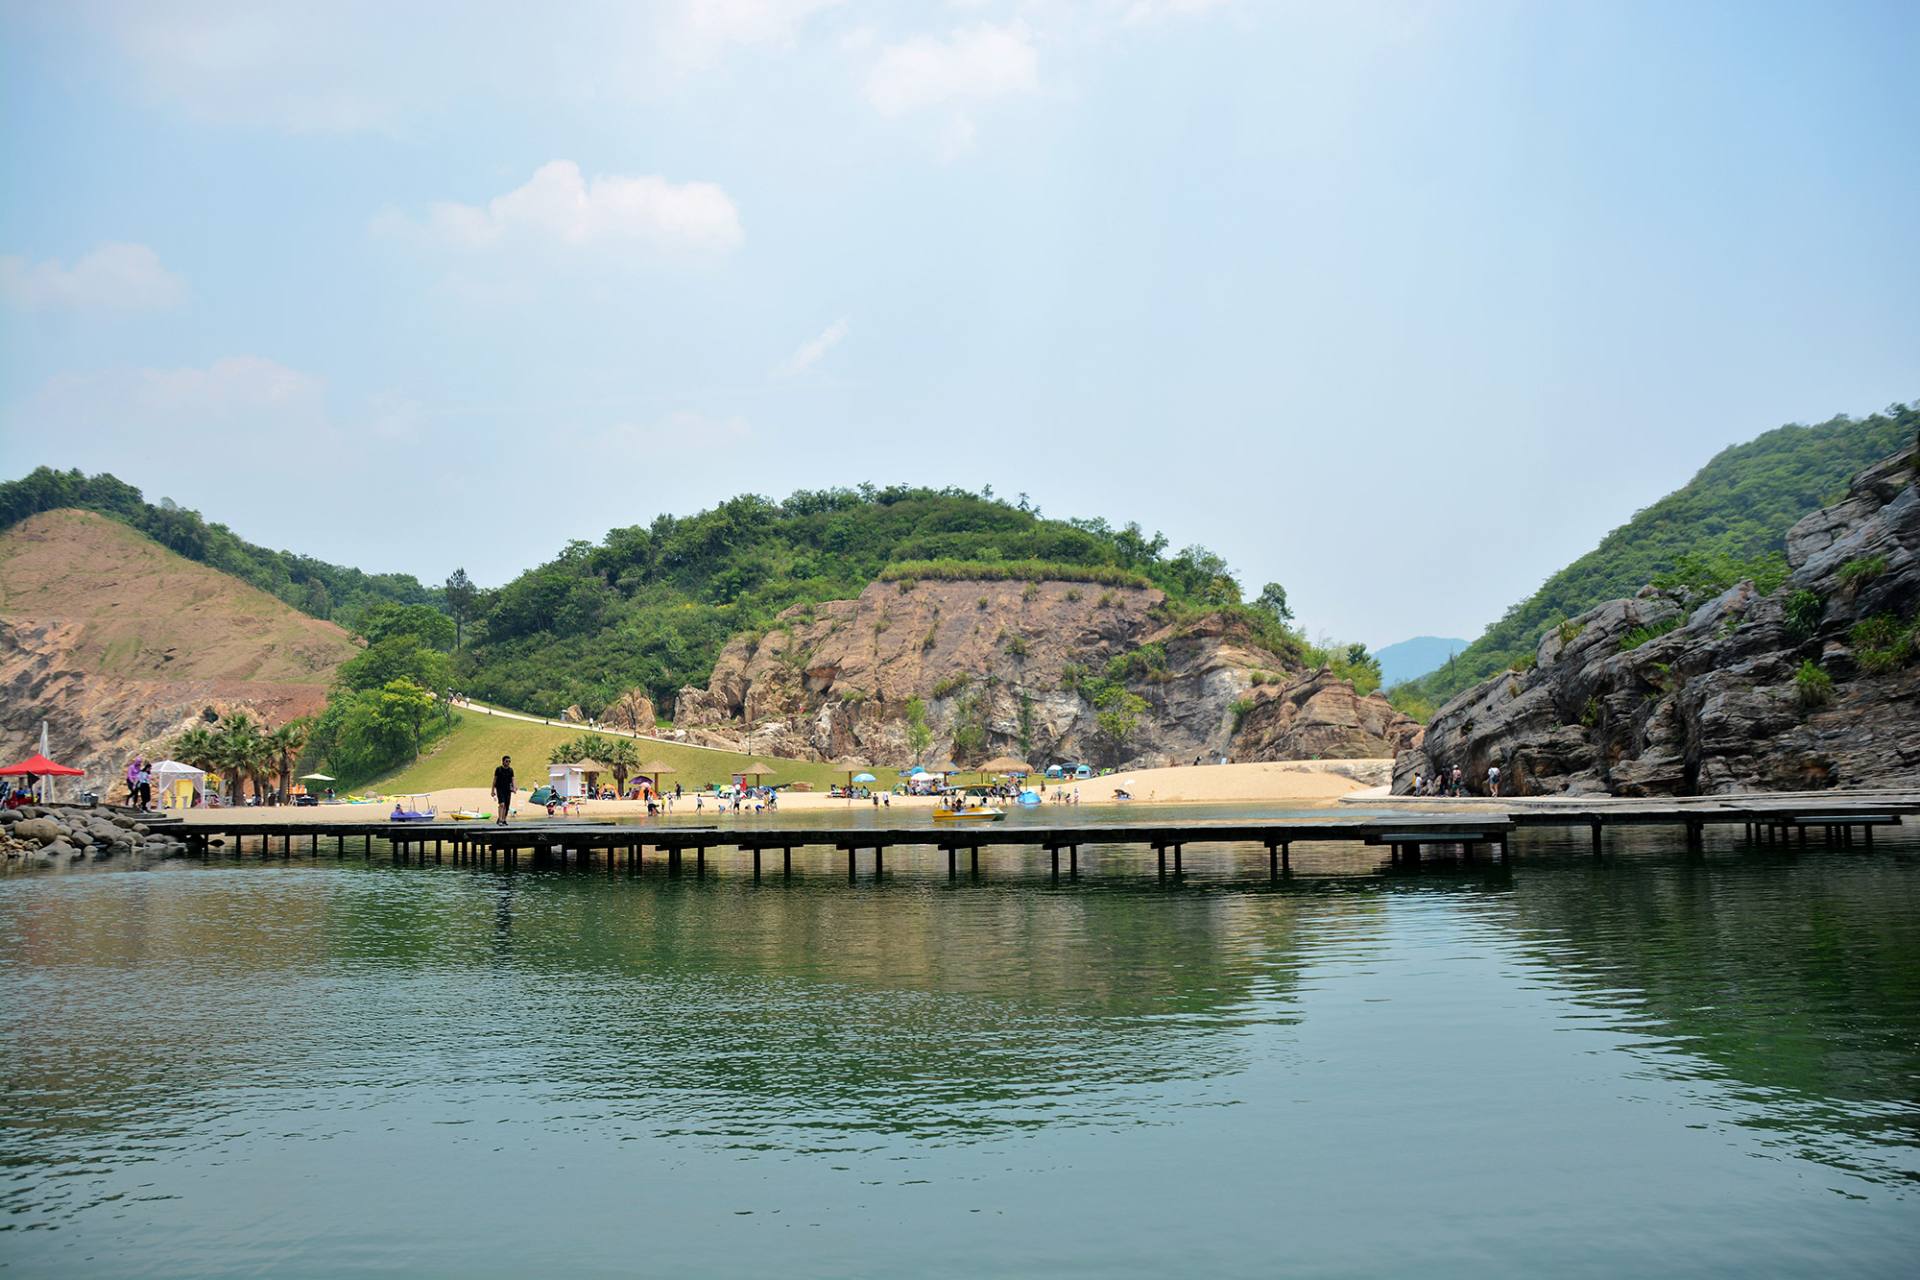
[371,709,869,795]
[1230,697,1257,731]
[1794,659,1834,709]
[1651,550,1789,602]
[1850,615,1918,673]
[1786,589,1825,640]
[1837,554,1889,591]
[1395,403,1916,708]
[308,602,457,786]
[878,559,1154,588]
[904,697,933,760]
[0,466,436,628]
[168,712,312,806]
[1619,616,1685,652]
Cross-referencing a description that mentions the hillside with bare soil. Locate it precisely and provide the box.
[0,509,360,783]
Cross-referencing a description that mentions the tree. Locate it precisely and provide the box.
[1254,582,1294,625]
[212,713,267,804]
[266,718,312,803]
[605,739,639,796]
[445,568,477,650]
[171,724,218,773]
[905,697,933,761]
[375,679,437,759]
[359,603,456,652]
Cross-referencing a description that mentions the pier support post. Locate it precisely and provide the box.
[783,846,792,879]
[753,848,762,882]
[970,846,979,877]
[1050,845,1059,880]
[1590,820,1603,857]
[947,846,956,878]
[1070,844,1078,878]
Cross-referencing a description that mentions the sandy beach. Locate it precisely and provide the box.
[174,759,1392,824]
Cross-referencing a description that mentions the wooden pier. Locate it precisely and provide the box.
[150,794,1915,882]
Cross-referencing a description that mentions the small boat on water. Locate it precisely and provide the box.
[447,809,489,821]
[388,793,437,822]
[933,805,1005,822]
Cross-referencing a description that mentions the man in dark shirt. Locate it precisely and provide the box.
[493,756,515,825]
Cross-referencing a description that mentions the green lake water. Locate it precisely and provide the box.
[3,806,1918,1276]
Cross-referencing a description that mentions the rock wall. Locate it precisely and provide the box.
[673,577,1412,767]
[1396,447,1920,795]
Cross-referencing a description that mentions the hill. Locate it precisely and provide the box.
[458,486,1313,717]
[0,508,361,781]
[1374,636,1467,686]
[0,467,437,628]
[1398,404,1917,710]
[372,707,878,795]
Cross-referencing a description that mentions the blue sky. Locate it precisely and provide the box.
[2,0,1915,648]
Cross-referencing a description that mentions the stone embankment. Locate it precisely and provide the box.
[0,804,189,865]
[1396,446,1919,795]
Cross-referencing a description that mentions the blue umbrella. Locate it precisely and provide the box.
[853,772,877,783]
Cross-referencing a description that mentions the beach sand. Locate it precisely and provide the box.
[175,760,1391,824]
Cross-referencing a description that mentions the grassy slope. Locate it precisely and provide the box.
[0,508,358,683]
[372,707,899,794]
[1398,406,1917,709]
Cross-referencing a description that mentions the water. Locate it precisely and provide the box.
[4,813,1918,1276]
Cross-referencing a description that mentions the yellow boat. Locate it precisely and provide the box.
[448,809,489,821]
[933,806,1005,822]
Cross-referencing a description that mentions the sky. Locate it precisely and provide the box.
[1,0,1915,649]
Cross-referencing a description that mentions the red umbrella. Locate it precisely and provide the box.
[0,753,84,777]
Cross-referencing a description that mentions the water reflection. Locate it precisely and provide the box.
[1,826,1916,1273]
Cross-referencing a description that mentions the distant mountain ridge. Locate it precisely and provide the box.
[1399,404,1917,709]
[1375,636,1467,687]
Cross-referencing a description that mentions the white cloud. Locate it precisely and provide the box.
[385,161,744,258]
[9,356,331,447]
[1123,0,1235,24]
[774,318,851,377]
[0,243,187,311]
[865,22,1039,116]
[81,1,845,132]
[599,410,752,452]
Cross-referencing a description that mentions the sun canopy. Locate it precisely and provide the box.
[151,760,206,781]
[639,760,677,775]
[570,758,609,773]
[852,772,877,783]
[737,761,779,777]
[300,772,335,782]
[979,756,1034,774]
[0,753,83,777]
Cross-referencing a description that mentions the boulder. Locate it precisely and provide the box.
[1231,669,1424,761]
[598,690,657,733]
[13,817,64,845]
[559,704,586,724]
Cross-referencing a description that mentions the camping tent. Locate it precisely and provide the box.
[151,760,207,810]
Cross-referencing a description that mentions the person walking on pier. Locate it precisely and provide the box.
[493,755,515,826]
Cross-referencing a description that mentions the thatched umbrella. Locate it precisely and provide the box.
[638,760,676,796]
[978,755,1035,780]
[572,757,609,796]
[737,760,778,786]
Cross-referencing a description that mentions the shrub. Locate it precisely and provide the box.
[1580,695,1601,728]
[1230,697,1256,731]
[977,595,990,610]
[1096,591,1117,609]
[1794,659,1833,708]
[1058,662,1087,692]
[1850,614,1915,673]
[1005,634,1029,658]
[1022,582,1039,602]
[1785,590,1824,639]
[1064,588,1083,603]
[931,673,971,699]
[877,560,1153,589]
[897,578,917,594]
[1556,618,1583,647]
[1836,554,1889,591]
[921,626,938,652]
[1619,615,1683,652]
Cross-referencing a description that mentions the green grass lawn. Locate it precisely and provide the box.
[372,708,894,794]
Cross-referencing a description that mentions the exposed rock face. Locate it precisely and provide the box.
[674,577,1409,766]
[1235,668,1424,761]
[1396,447,1920,795]
[598,689,657,733]
[559,704,586,724]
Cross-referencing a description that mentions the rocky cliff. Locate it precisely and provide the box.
[673,576,1417,766]
[1396,446,1920,795]
[0,509,358,783]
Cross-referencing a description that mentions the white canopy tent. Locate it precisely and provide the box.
[150,760,206,810]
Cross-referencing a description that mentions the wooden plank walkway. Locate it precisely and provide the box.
[156,794,1915,880]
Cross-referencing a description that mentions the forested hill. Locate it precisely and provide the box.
[0,467,437,626]
[461,486,1300,716]
[1397,403,1917,711]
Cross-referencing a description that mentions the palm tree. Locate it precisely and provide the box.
[266,718,312,804]
[606,738,639,798]
[213,713,267,806]
[172,724,218,772]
